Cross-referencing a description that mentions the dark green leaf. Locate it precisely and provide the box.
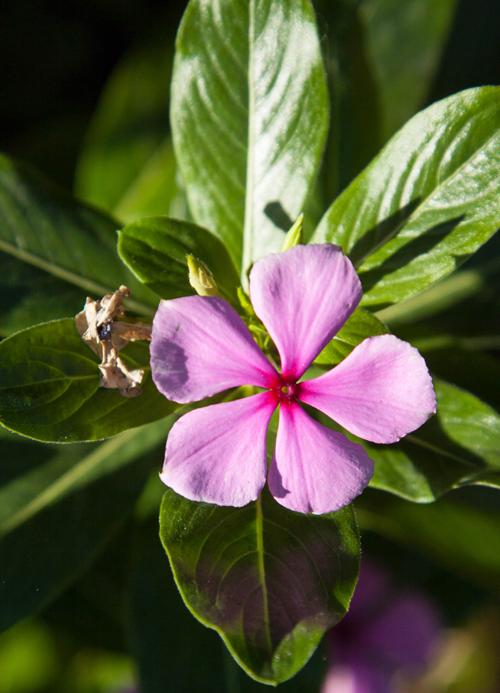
[0,319,176,442]
[160,487,359,684]
[360,0,458,141]
[366,379,500,502]
[312,87,500,309]
[118,216,239,301]
[74,36,176,220]
[315,307,390,367]
[0,417,175,632]
[0,154,157,313]
[171,0,329,275]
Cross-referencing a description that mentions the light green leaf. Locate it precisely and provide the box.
[0,416,176,632]
[160,487,359,684]
[0,319,176,442]
[118,216,239,302]
[312,87,500,309]
[315,307,390,367]
[171,0,329,276]
[0,154,157,314]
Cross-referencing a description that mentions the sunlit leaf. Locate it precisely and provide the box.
[0,319,176,442]
[171,0,329,275]
[312,87,500,309]
[160,487,359,684]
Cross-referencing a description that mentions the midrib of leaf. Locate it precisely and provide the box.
[0,427,145,537]
[256,493,272,654]
[353,122,500,270]
[1,374,95,389]
[0,238,155,316]
[241,0,256,286]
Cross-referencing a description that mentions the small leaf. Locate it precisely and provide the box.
[0,154,157,313]
[366,379,500,502]
[160,487,359,684]
[171,0,329,275]
[0,416,177,632]
[0,319,176,442]
[314,307,390,367]
[312,87,500,309]
[118,216,239,302]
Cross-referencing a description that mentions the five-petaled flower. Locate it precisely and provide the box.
[150,244,436,514]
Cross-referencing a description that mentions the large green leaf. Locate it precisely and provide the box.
[360,0,458,141]
[0,417,176,632]
[0,319,176,442]
[0,154,157,314]
[312,87,500,309]
[366,379,500,502]
[171,0,329,275]
[160,487,359,684]
[74,35,175,219]
[118,216,239,301]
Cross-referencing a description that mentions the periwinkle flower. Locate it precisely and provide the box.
[322,562,441,693]
[150,244,436,514]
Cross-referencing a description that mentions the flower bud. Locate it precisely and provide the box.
[281,213,304,252]
[187,255,219,296]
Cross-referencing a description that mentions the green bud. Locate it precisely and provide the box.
[281,213,304,252]
[237,287,254,316]
[187,255,219,297]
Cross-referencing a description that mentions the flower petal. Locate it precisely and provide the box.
[151,296,278,403]
[321,662,390,693]
[160,393,276,507]
[299,335,436,444]
[268,402,373,514]
[249,244,362,379]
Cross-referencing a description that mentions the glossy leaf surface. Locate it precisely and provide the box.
[366,379,500,502]
[160,487,359,684]
[0,417,175,632]
[118,216,239,301]
[0,319,176,442]
[314,307,390,367]
[312,87,500,309]
[171,0,329,274]
[0,154,158,313]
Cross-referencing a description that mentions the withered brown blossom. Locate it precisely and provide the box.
[75,285,152,398]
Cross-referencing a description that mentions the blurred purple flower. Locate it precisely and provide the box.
[151,244,435,514]
[322,562,441,693]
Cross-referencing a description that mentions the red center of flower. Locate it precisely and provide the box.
[274,378,301,403]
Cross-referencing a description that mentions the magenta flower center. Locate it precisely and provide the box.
[274,378,301,403]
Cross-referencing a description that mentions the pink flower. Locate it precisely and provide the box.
[321,562,441,693]
[150,244,436,514]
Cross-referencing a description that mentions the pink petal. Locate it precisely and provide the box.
[151,296,278,403]
[249,244,362,379]
[160,392,276,507]
[321,662,390,693]
[299,335,436,444]
[268,402,373,514]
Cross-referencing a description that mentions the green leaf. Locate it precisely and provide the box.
[356,490,500,592]
[0,319,176,442]
[314,307,390,367]
[0,154,157,314]
[171,0,329,276]
[366,378,500,502]
[160,487,359,684]
[118,216,239,302]
[312,87,500,309]
[360,0,458,141]
[0,417,176,632]
[74,35,175,219]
